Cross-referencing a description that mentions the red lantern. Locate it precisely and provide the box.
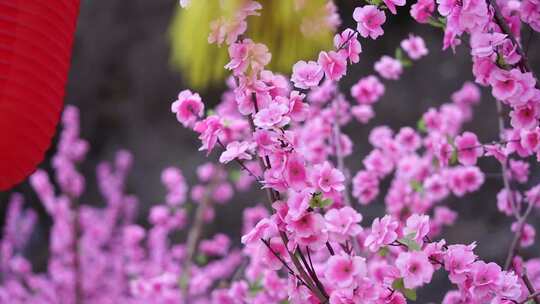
[0,0,80,190]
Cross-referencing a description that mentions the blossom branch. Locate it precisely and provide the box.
[488,0,535,78]
[180,184,214,299]
[522,272,540,304]
[504,200,535,270]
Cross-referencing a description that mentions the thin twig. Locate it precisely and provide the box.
[495,100,521,220]
[217,138,263,184]
[522,272,540,304]
[245,93,329,303]
[504,201,535,269]
[71,197,82,304]
[180,183,214,299]
[488,0,537,82]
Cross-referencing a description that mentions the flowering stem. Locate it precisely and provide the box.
[70,196,82,304]
[180,184,214,299]
[260,239,311,289]
[297,246,329,299]
[325,242,335,256]
[504,201,535,270]
[246,93,329,303]
[495,100,521,220]
[217,138,263,183]
[487,0,535,79]
[331,98,351,207]
[522,273,540,304]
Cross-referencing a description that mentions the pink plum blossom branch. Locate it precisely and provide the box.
[488,0,535,78]
[181,183,215,299]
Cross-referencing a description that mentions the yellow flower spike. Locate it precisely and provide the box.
[169,0,335,89]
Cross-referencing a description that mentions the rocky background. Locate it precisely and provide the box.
[1,1,540,301]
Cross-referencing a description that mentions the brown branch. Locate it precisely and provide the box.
[245,93,328,303]
[522,272,540,304]
[488,0,537,81]
[495,100,521,220]
[504,201,535,270]
[180,184,214,299]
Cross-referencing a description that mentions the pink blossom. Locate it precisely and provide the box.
[469,32,507,58]
[404,214,430,243]
[521,0,540,32]
[497,189,521,216]
[291,60,324,89]
[396,127,421,152]
[470,261,501,299]
[219,141,255,164]
[317,51,347,81]
[364,215,399,252]
[241,218,277,246]
[526,184,540,207]
[424,174,449,201]
[324,207,363,243]
[259,237,289,270]
[253,103,290,129]
[352,170,380,205]
[351,105,375,124]
[400,34,429,60]
[461,166,485,192]
[451,81,481,107]
[193,115,223,154]
[353,5,386,39]
[510,102,538,130]
[374,56,403,80]
[171,90,204,127]
[284,154,308,191]
[384,0,406,14]
[363,149,394,177]
[410,0,435,23]
[434,207,457,226]
[520,127,540,153]
[509,159,529,183]
[325,254,367,288]
[286,189,310,221]
[333,28,362,63]
[489,68,537,107]
[350,75,385,105]
[225,39,271,76]
[311,162,345,193]
[444,243,477,284]
[395,251,434,289]
[286,212,324,238]
[511,222,536,247]
[455,131,483,166]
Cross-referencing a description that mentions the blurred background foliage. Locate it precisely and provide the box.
[169,0,334,88]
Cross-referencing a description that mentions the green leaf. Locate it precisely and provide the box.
[229,169,241,182]
[395,48,404,61]
[403,288,417,301]
[309,192,333,209]
[392,278,417,301]
[417,118,427,133]
[450,148,458,165]
[179,275,189,290]
[398,236,421,251]
[195,254,207,265]
[427,17,446,29]
[392,278,404,290]
[410,180,423,193]
[249,280,263,296]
